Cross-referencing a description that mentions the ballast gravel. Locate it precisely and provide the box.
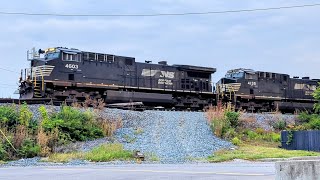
[113,110,233,163]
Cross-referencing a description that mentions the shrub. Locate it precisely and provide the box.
[246,130,258,140]
[225,111,240,128]
[308,117,320,130]
[18,103,33,127]
[0,105,18,127]
[271,133,281,142]
[223,128,237,139]
[41,106,104,144]
[231,137,241,146]
[0,143,7,160]
[18,139,40,158]
[272,120,287,131]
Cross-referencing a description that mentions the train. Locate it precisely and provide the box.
[19,47,320,112]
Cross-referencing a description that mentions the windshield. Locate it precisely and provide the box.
[45,52,60,60]
[225,72,244,79]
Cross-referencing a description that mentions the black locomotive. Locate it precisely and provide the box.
[217,68,320,112]
[19,47,319,111]
[19,47,216,109]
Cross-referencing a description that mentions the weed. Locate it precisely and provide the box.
[123,135,136,143]
[145,152,160,161]
[134,127,144,135]
[84,144,133,162]
[231,137,241,146]
[46,152,83,163]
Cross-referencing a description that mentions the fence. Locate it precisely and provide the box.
[281,130,320,152]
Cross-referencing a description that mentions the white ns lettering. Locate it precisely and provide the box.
[160,71,175,79]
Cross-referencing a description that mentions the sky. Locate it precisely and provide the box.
[0,0,319,97]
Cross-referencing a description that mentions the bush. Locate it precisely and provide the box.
[225,111,240,128]
[223,128,237,139]
[271,133,281,142]
[272,120,287,131]
[41,106,104,144]
[18,139,40,158]
[246,130,258,140]
[0,143,7,160]
[231,137,241,146]
[0,105,18,127]
[308,117,320,130]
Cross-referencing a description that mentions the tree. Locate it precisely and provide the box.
[313,83,320,113]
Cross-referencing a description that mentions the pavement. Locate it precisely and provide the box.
[0,162,275,180]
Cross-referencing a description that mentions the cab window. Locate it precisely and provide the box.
[62,52,81,62]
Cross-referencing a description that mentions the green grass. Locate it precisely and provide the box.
[145,152,160,162]
[85,144,132,162]
[0,160,6,165]
[208,144,320,162]
[46,143,133,163]
[45,152,84,163]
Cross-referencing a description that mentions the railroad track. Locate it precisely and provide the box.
[0,98,148,111]
[0,98,203,112]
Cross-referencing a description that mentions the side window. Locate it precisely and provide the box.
[62,52,80,62]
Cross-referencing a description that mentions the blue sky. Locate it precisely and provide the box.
[0,0,319,97]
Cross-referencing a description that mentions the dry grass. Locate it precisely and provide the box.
[37,127,51,156]
[205,102,233,137]
[95,117,123,137]
[13,125,28,148]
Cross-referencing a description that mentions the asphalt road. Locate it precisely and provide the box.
[0,162,275,180]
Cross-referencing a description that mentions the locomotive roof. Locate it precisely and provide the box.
[173,64,216,73]
[49,47,216,73]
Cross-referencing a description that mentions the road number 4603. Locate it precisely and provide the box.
[65,64,79,69]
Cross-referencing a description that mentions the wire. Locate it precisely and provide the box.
[0,3,319,17]
[0,83,18,87]
[0,67,19,73]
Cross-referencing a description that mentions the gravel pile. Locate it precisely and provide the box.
[114,110,233,163]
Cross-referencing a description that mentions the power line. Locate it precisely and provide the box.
[0,67,19,73]
[0,83,18,87]
[0,3,319,17]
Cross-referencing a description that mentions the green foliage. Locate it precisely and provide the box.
[225,111,240,128]
[18,103,33,127]
[271,133,281,142]
[41,106,104,144]
[0,143,7,160]
[272,120,287,131]
[84,144,132,162]
[231,137,241,146]
[246,130,258,140]
[286,131,293,145]
[18,139,40,158]
[0,105,18,127]
[313,83,320,113]
[308,117,320,130]
[223,128,237,139]
[208,144,320,162]
[293,112,320,130]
